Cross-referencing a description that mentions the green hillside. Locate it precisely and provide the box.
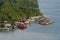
[0,0,43,21]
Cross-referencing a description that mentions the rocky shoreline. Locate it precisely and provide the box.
[0,16,53,32]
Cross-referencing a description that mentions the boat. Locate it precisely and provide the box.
[17,22,27,30]
[39,17,53,25]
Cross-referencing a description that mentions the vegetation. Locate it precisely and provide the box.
[0,0,43,21]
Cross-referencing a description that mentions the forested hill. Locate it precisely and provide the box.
[0,0,43,21]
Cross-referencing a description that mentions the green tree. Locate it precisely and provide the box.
[0,0,43,21]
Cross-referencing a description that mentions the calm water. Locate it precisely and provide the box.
[0,0,60,40]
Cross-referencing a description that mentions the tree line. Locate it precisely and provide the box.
[0,0,43,21]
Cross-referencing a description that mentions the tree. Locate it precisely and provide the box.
[0,0,43,21]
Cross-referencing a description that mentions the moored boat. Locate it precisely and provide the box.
[39,17,53,25]
[17,22,27,30]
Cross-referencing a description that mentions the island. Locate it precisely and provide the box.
[0,0,53,31]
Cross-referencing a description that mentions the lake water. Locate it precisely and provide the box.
[0,0,60,40]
